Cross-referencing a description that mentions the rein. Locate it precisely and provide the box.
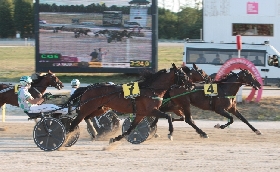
[162,89,203,105]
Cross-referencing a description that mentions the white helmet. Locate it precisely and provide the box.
[71,79,80,87]
[20,76,32,87]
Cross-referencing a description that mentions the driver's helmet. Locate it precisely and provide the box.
[71,79,80,87]
[19,76,32,87]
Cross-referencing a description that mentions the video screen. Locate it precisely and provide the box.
[35,0,156,73]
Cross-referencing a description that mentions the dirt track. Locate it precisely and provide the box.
[1,116,280,172]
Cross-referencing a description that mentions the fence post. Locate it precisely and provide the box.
[1,103,6,122]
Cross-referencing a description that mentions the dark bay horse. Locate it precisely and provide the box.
[157,63,212,122]
[167,69,262,138]
[0,70,63,107]
[148,63,211,137]
[67,64,189,143]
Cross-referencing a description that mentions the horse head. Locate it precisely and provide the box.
[238,69,261,90]
[182,64,211,83]
[32,70,64,90]
[171,63,192,88]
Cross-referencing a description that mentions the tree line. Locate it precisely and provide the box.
[0,0,202,40]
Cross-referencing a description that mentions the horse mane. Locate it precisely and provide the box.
[181,66,191,74]
[63,82,116,107]
[218,72,237,82]
[138,69,167,87]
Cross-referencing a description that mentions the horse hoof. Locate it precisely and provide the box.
[154,133,160,138]
[109,138,114,144]
[200,134,209,138]
[168,134,173,141]
[255,130,262,135]
[214,123,221,128]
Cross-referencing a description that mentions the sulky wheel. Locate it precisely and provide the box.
[145,117,158,140]
[33,117,66,151]
[105,110,120,135]
[122,116,150,144]
[88,113,113,139]
[59,116,80,147]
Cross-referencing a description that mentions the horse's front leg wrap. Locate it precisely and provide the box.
[165,113,174,139]
[85,118,98,137]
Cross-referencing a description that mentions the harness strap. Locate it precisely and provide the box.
[131,99,137,114]
[32,87,42,96]
[225,96,236,98]
[152,97,163,101]
[162,89,203,105]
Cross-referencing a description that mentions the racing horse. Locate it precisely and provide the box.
[166,69,262,138]
[74,28,91,38]
[157,63,212,122]
[107,30,133,43]
[67,64,190,144]
[94,29,110,37]
[0,70,63,108]
[53,26,65,33]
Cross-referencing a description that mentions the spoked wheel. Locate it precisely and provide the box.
[145,117,158,140]
[122,116,151,144]
[33,117,66,151]
[59,116,80,147]
[87,112,115,139]
[106,111,120,135]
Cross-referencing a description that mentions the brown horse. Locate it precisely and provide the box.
[153,63,212,123]
[67,64,190,144]
[166,69,262,138]
[0,70,63,108]
[147,63,211,137]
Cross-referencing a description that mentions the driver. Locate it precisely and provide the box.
[70,79,80,95]
[17,76,68,114]
[68,79,81,114]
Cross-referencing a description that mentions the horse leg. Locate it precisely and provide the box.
[84,107,110,139]
[182,106,208,138]
[214,110,234,129]
[150,117,158,128]
[84,116,98,139]
[69,113,84,132]
[230,109,261,135]
[109,115,144,144]
[151,109,174,140]
[172,109,185,122]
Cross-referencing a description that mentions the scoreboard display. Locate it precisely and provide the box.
[35,0,158,73]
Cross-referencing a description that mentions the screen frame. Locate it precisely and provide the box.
[34,0,158,73]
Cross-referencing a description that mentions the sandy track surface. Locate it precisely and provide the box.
[1,115,280,172]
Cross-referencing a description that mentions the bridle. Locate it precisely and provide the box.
[237,70,260,90]
[31,73,63,90]
[174,68,192,89]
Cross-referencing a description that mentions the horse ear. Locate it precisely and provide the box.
[38,72,47,76]
[48,70,52,73]
[193,63,198,69]
[172,63,176,69]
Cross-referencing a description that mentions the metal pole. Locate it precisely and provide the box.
[2,104,6,122]
[200,29,203,41]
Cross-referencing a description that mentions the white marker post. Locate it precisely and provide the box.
[236,35,244,107]
[236,35,242,58]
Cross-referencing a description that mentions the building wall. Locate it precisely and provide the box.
[203,0,280,51]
